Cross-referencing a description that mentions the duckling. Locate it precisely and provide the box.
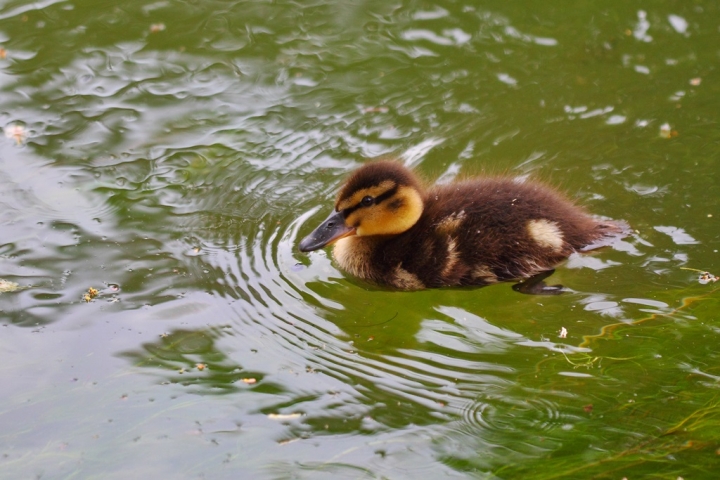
[299,161,627,291]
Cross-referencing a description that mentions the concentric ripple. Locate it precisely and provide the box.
[3,0,718,478]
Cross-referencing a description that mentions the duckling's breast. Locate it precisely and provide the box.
[332,236,374,281]
[333,235,427,290]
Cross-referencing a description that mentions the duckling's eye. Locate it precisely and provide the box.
[361,195,374,207]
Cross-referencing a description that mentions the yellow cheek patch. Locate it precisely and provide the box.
[336,180,396,211]
[353,185,423,236]
[344,210,362,229]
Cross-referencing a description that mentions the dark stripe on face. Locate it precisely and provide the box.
[342,185,398,218]
[375,186,398,205]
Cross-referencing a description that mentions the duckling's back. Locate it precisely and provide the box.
[367,177,624,289]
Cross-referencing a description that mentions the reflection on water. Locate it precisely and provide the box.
[1,0,720,478]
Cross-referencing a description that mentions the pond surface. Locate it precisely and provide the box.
[1,0,719,478]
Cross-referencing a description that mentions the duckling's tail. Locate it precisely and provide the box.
[579,219,631,252]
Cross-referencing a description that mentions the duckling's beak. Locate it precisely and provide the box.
[299,210,356,252]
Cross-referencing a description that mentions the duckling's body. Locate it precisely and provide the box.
[299,161,626,290]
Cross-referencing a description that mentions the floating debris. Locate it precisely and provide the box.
[4,123,27,145]
[659,122,678,139]
[268,413,302,420]
[83,287,99,303]
[0,48,6,59]
[361,106,389,114]
[698,272,719,284]
[277,438,300,446]
[559,327,568,338]
[690,77,702,86]
[150,23,166,33]
[196,363,207,371]
[0,279,22,294]
[680,267,719,284]
[241,378,257,384]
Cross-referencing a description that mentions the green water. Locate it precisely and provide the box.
[1,0,719,478]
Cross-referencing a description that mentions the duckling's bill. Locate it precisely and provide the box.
[299,210,356,252]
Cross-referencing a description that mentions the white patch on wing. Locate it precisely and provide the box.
[436,210,466,235]
[471,265,498,283]
[527,219,564,252]
[393,265,425,290]
[441,238,460,278]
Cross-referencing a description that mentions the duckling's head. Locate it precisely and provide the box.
[299,161,424,252]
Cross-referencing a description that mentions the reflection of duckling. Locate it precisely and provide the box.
[299,161,628,291]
